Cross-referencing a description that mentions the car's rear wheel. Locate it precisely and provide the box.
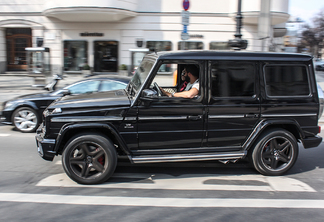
[251,129,298,176]
[12,107,39,133]
[62,134,117,184]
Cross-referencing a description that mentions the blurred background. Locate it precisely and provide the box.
[0,0,323,76]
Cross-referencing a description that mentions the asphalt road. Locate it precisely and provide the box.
[1,72,324,221]
[1,123,324,221]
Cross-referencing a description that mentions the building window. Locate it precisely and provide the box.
[94,41,118,72]
[209,42,230,50]
[6,28,32,71]
[63,41,88,71]
[211,61,255,97]
[178,41,204,50]
[146,41,172,52]
[264,65,310,97]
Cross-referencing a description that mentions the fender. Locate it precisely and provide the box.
[54,122,131,155]
[242,119,304,151]
[13,101,38,111]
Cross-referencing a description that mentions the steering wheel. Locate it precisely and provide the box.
[153,82,163,96]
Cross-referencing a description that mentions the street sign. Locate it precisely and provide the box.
[183,0,190,11]
[181,10,190,26]
[183,25,188,33]
[181,32,190,40]
[181,1,190,41]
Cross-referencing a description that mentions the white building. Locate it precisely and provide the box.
[0,0,289,74]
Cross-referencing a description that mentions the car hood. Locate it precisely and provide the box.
[10,92,54,101]
[49,90,130,109]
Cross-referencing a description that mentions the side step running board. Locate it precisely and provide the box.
[130,151,246,164]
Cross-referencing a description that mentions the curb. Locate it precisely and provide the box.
[0,72,29,77]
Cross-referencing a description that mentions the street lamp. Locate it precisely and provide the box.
[228,0,248,50]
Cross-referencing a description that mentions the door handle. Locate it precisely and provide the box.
[244,113,259,118]
[187,115,202,121]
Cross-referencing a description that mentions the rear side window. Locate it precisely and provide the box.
[100,81,127,91]
[211,61,255,97]
[264,65,310,97]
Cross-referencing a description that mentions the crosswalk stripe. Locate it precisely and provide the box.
[0,192,324,208]
[0,134,10,137]
[37,173,316,192]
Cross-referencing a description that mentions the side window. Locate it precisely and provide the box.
[149,63,200,98]
[67,81,100,94]
[264,65,310,97]
[100,81,127,91]
[211,62,255,97]
[152,63,177,87]
[150,63,177,95]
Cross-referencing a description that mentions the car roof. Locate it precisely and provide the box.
[146,50,312,62]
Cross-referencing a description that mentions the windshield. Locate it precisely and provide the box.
[127,58,155,97]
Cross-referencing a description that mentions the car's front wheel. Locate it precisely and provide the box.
[251,129,298,176]
[12,107,39,133]
[62,133,117,184]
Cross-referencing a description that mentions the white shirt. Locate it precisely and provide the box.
[185,79,199,91]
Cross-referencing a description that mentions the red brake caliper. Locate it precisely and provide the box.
[98,156,104,165]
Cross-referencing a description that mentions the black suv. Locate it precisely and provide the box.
[36,51,323,184]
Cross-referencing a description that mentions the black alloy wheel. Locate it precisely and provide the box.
[251,129,298,176]
[62,134,117,184]
[12,107,39,133]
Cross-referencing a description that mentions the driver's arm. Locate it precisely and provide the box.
[160,87,199,99]
[173,88,198,99]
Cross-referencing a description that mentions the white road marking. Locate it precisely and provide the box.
[0,134,10,137]
[36,173,316,192]
[0,192,323,208]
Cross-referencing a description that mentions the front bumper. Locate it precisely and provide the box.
[36,125,56,161]
[0,110,12,124]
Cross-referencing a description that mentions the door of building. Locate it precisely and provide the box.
[94,41,118,72]
[6,28,32,71]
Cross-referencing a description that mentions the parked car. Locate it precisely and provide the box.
[0,76,130,133]
[314,58,324,71]
[36,51,323,184]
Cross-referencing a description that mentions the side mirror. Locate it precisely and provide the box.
[141,89,158,98]
[140,89,159,105]
[61,89,71,96]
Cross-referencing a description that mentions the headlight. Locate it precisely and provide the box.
[4,101,14,109]
[43,108,62,117]
[53,108,62,113]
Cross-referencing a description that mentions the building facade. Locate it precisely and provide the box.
[0,0,289,74]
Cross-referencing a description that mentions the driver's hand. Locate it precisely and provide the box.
[159,87,170,97]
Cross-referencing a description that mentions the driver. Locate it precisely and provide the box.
[162,64,199,99]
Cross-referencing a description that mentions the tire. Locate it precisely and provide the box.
[62,133,117,184]
[12,107,39,133]
[251,129,298,176]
